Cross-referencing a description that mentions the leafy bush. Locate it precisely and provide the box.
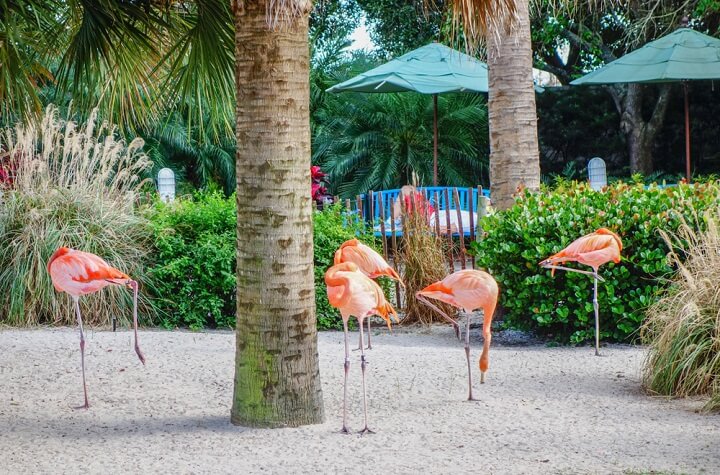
[470,179,720,344]
[145,197,382,330]
[145,190,236,330]
[0,106,155,326]
[642,210,720,411]
[313,203,386,329]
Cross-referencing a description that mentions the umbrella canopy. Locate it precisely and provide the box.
[327,43,490,95]
[571,28,720,180]
[327,43,490,186]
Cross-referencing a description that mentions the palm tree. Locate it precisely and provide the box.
[446,0,538,210]
[3,0,325,427]
[231,1,325,427]
[486,0,539,209]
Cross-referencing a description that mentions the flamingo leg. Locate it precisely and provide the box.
[541,264,605,282]
[354,319,372,351]
[366,318,372,350]
[358,319,374,435]
[416,294,461,340]
[73,296,89,409]
[128,281,145,365]
[593,276,601,356]
[542,265,604,355]
[464,313,476,401]
[341,320,350,434]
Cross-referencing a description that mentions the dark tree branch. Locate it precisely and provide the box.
[648,84,673,131]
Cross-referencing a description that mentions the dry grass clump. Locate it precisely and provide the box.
[641,209,720,412]
[0,105,155,326]
[399,208,455,325]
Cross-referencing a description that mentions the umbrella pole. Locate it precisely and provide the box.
[433,94,438,186]
[684,81,691,182]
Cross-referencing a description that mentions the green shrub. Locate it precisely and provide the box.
[313,203,386,330]
[470,179,720,344]
[145,197,383,330]
[642,210,720,411]
[0,106,155,326]
[145,190,236,330]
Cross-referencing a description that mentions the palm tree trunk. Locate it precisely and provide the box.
[487,0,540,210]
[232,1,324,428]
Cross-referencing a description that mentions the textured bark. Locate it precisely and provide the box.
[231,1,324,428]
[619,83,672,175]
[487,0,540,211]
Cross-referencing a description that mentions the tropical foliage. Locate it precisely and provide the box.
[470,179,720,344]
[313,88,489,197]
[0,106,155,326]
[145,190,236,330]
[642,208,720,412]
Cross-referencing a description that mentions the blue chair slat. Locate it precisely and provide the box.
[361,186,490,222]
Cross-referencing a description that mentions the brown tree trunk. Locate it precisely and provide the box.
[487,0,540,211]
[618,83,672,175]
[232,1,324,428]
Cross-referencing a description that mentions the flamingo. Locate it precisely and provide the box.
[416,269,499,401]
[333,238,404,349]
[325,261,398,434]
[539,227,623,356]
[47,247,145,408]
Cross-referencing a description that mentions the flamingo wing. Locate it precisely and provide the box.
[335,239,402,282]
[49,249,130,295]
[443,270,499,312]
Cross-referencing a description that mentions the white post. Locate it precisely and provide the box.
[587,157,607,191]
[157,168,176,202]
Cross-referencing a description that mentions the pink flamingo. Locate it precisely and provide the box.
[325,261,398,434]
[333,238,403,349]
[539,227,623,356]
[47,247,145,408]
[416,269,499,401]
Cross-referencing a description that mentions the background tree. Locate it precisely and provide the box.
[531,0,720,175]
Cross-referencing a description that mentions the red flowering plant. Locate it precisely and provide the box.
[0,150,18,189]
[311,165,332,208]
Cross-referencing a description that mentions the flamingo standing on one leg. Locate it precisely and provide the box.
[325,262,398,434]
[539,227,622,356]
[47,247,146,408]
[416,269,499,401]
[333,238,404,349]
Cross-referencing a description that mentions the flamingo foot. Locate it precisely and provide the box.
[467,396,479,402]
[358,427,375,436]
[340,426,351,434]
[73,401,90,410]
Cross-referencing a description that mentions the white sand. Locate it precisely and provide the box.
[1,326,718,474]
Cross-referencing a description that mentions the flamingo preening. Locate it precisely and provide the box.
[325,261,398,434]
[333,238,403,349]
[47,247,145,408]
[416,269,499,401]
[539,227,623,356]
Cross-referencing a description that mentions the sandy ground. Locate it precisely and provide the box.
[1,325,718,475]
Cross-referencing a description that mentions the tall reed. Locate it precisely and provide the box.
[0,105,155,326]
[400,207,455,325]
[641,209,720,411]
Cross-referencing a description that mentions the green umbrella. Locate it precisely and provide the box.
[571,26,720,181]
[327,43,490,186]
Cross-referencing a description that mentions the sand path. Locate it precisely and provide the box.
[1,327,718,474]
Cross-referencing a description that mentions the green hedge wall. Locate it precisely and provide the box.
[470,180,720,344]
